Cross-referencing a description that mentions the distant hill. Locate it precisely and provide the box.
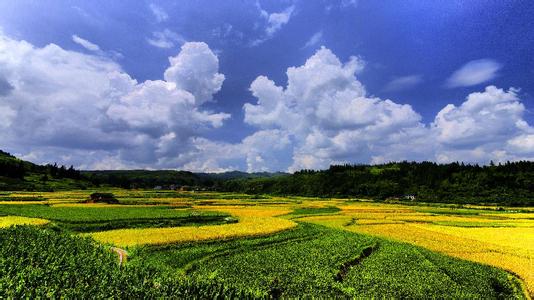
[0,150,91,191]
[82,170,288,189]
[218,162,534,206]
[196,171,288,180]
[0,150,288,191]
[4,150,534,206]
[82,170,204,189]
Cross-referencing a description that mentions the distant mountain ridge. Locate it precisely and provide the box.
[0,149,88,191]
[0,149,287,191]
[196,170,288,180]
[3,149,534,207]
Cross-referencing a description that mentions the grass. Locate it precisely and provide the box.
[290,206,341,215]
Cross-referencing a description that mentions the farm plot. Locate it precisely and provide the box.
[0,216,49,227]
[132,223,522,298]
[302,201,534,296]
[89,205,296,247]
[0,204,230,232]
[0,226,252,298]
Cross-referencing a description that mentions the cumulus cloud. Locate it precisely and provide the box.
[240,48,534,170]
[72,34,100,52]
[147,29,185,49]
[0,76,13,96]
[243,47,426,170]
[2,32,532,172]
[0,33,230,170]
[303,31,323,49]
[384,75,422,92]
[446,59,501,88]
[180,129,292,173]
[149,3,168,22]
[431,86,534,162]
[164,42,225,104]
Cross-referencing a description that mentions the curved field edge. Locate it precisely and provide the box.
[0,204,233,232]
[0,226,253,298]
[302,214,533,298]
[89,206,297,247]
[130,222,525,299]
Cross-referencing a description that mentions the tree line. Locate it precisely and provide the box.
[216,161,534,206]
[0,150,80,180]
[3,147,534,206]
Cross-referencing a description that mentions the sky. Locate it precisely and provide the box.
[1,0,534,172]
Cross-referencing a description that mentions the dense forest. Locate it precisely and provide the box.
[217,161,534,206]
[2,149,534,205]
[82,170,287,189]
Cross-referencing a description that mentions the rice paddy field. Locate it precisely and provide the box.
[0,189,532,298]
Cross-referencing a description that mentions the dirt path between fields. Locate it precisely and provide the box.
[111,247,128,266]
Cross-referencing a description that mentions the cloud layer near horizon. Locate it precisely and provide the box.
[1,33,533,172]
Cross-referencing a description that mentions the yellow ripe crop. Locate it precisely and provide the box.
[194,205,293,218]
[0,216,49,227]
[89,206,296,248]
[301,202,534,296]
[0,201,45,205]
[415,225,534,252]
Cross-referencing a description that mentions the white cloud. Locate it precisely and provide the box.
[149,3,168,22]
[432,86,524,147]
[147,29,185,49]
[446,59,501,88]
[431,86,534,163]
[341,0,358,8]
[265,5,295,36]
[243,46,426,171]
[2,33,533,172]
[72,34,100,52]
[0,33,231,170]
[71,34,123,60]
[507,134,534,154]
[303,31,323,48]
[164,42,225,104]
[240,48,534,170]
[325,0,358,12]
[384,75,422,92]
[251,2,295,46]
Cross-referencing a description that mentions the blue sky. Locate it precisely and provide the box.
[1,0,534,171]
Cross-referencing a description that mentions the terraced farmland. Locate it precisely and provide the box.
[0,190,532,298]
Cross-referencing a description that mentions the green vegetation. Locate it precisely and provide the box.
[0,150,92,191]
[3,149,534,206]
[220,162,534,206]
[0,205,231,232]
[0,226,252,298]
[133,223,522,298]
[289,206,340,215]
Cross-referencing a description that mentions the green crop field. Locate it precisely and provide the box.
[0,204,231,232]
[0,190,531,298]
[135,223,521,298]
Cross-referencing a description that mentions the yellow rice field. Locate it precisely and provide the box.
[1,190,533,295]
[0,216,49,227]
[89,205,296,247]
[301,202,534,295]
